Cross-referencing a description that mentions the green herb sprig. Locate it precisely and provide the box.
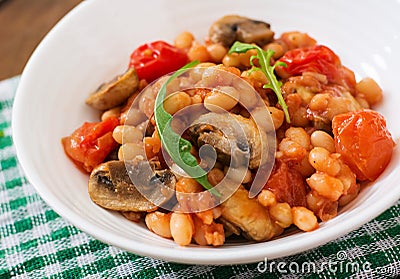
[229,42,290,123]
[154,61,220,197]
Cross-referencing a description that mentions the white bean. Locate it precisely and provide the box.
[163,91,191,115]
[308,147,341,176]
[268,107,284,130]
[204,86,239,112]
[291,206,319,232]
[112,125,143,144]
[285,127,311,150]
[306,173,344,201]
[118,143,145,161]
[174,31,194,49]
[356,77,383,106]
[188,42,211,62]
[258,190,277,207]
[121,108,147,126]
[101,107,121,121]
[170,213,194,246]
[206,43,228,63]
[145,212,172,238]
[269,202,293,228]
[310,130,335,153]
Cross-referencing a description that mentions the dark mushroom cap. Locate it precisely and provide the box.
[88,160,176,212]
[188,112,264,169]
[209,15,274,48]
[85,68,139,110]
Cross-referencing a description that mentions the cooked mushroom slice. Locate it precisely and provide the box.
[188,112,266,169]
[220,186,275,241]
[88,160,176,212]
[120,211,143,222]
[209,15,274,48]
[312,115,332,134]
[86,68,139,110]
[218,217,241,238]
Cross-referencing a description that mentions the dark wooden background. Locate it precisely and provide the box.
[0,0,82,80]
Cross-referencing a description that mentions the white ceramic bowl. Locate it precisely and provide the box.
[12,0,400,265]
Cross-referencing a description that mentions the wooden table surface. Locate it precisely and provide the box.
[0,0,82,80]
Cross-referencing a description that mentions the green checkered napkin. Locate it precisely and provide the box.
[1,76,399,279]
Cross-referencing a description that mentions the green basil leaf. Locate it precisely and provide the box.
[228,42,291,123]
[154,61,221,197]
[228,41,257,54]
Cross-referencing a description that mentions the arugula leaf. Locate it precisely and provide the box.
[229,41,290,123]
[154,61,220,197]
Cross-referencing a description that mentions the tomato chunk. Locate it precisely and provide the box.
[332,110,394,181]
[129,40,189,82]
[265,160,307,207]
[62,117,119,172]
[276,45,356,92]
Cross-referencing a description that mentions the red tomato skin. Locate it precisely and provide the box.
[129,41,189,82]
[277,45,356,92]
[62,117,119,172]
[265,159,307,207]
[332,110,394,181]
